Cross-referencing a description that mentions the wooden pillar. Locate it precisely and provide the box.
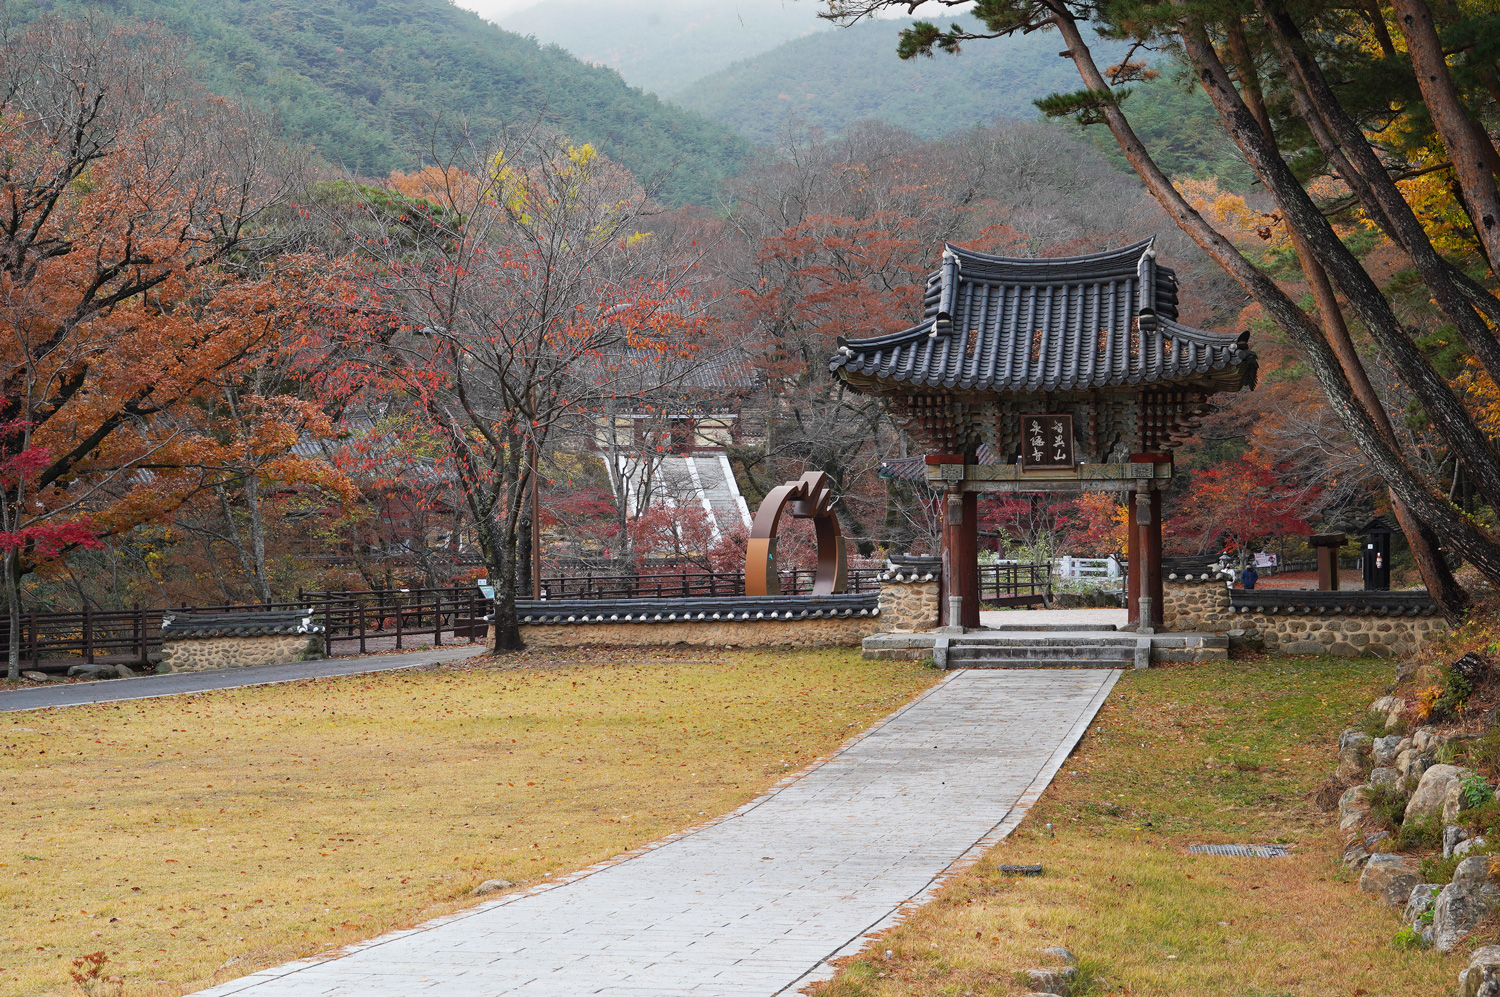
[941,488,980,630]
[1126,494,1140,626]
[1134,485,1162,632]
[959,492,979,629]
[1148,488,1163,626]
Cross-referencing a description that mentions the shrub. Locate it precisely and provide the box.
[1393,925,1425,949]
[1465,729,1500,778]
[1462,796,1500,836]
[1462,772,1495,810]
[1367,783,1412,833]
[1396,814,1443,851]
[1422,840,1500,884]
[1420,852,1462,884]
[1359,711,1390,739]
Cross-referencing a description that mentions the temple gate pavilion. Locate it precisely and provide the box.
[829,239,1257,633]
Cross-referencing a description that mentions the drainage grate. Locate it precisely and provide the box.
[1187,843,1290,858]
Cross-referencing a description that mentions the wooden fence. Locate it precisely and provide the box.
[492,567,883,601]
[2,568,885,670]
[979,563,1053,607]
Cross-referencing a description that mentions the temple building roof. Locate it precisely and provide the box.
[829,239,1255,395]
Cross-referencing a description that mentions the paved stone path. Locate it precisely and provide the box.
[0,645,485,713]
[194,668,1121,997]
[980,607,1127,628]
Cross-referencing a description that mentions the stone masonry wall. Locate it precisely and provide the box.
[499,616,881,651]
[877,577,940,633]
[158,634,324,673]
[1162,579,1445,658]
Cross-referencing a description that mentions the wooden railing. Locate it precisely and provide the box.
[0,607,159,669]
[979,563,1053,607]
[512,567,883,600]
[4,571,888,671]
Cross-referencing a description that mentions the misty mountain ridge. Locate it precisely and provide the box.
[501,0,826,94]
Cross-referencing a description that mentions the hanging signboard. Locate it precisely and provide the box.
[1020,414,1076,470]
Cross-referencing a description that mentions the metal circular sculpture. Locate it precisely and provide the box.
[745,471,848,597]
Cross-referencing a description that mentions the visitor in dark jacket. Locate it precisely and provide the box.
[1240,565,1259,589]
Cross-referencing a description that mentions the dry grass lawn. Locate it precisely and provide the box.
[807,655,1456,997]
[1,647,936,997]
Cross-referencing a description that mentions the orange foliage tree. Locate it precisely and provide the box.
[319,140,716,649]
[1167,453,1316,557]
[0,15,313,676]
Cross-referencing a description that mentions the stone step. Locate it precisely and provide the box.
[1154,647,1229,663]
[982,624,1119,632]
[952,636,1139,648]
[948,657,1130,669]
[947,645,1135,662]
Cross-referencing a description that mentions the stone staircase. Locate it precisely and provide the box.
[617,454,752,540]
[942,631,1139,669]
[865,624,1228,669]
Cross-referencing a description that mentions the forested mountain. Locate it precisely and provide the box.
[672,17,1130,145]
[501,0,823,95]
[1076,70,1253,187]
[31,0,748,205]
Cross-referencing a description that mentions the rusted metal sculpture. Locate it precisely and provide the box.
[745,471,848,597]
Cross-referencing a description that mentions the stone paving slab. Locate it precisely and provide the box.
[980,607,1127,628]
[0,645,485,713]
[191,668,1120,997]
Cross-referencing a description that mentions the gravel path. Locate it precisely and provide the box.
[192,667,1120,997]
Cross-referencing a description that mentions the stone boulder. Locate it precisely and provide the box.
[1359,854,1424,907]
[1343,830,1393,871]
[1412,726,1441,752]
[1449,824,1476,859]
[1405,883,1442,926]
[1338,731,1374,782]
[66,663,117,680]
[472,879,516,896]
[1461,945,1500,997]
[1022,968,1076,996]
[1339,785,1372,833]
[1435,857,1500,953]
[1396,747,1436,783]
[1372,735,1406,768]
[1369,767,1400,789]
[1444,774,1493,825]
[1456,837,1491,859]
[20,670,49,683]
[1406,765,1471,824]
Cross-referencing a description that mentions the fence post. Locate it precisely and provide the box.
[395,596,403,650]
[27,608,37,667]
[83,606,93,663]
[433,592,442,647]
[358,602,366,655]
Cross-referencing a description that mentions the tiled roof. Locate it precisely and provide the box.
[507,593,878,625]
[162,609,325,638]
[830,239,1255,394]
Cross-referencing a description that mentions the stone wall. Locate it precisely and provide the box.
[876,574,940,632]
[157,634,324,673]
[500,616,881,651]
[1162,578,1445,657]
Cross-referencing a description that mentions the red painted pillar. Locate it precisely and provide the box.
[1149,488,1164,627]
[958,492,979,629]
[1126,492,1140,627]
[1135,485,1161,632]
[940,488,981,630]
